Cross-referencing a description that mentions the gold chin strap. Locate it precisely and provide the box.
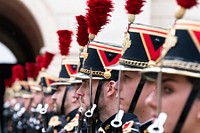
[110,67,123,132]
[157,27,177,115]
[147,27,177,133]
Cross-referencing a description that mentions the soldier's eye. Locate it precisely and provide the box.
[82,81,88,86]
[162,86,174,95]
[86,81,89,86]
[122,75,131,83]
[124,75,131,79]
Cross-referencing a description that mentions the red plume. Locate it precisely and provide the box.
[57,30,73,56]
[42,51,55,69]
[4,78,13,88]
[176,0,198,9]
[86,0,114,35]
[125,0,146,14]
[175,0,198,19]
[25,62,38,80]
[36,55,44,72]
[76,15,89,47]
[12,64,25,81]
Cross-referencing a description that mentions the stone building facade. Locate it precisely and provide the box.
[0,0,199,76]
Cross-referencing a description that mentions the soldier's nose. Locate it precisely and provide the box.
[145,90,157,110]
[76,87,85,97]
[51,92,57,100]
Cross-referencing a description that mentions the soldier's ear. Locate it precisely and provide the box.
[107,80,117,96]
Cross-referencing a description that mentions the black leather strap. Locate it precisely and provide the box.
[128,77,146,113]
[94,80,104,106]
[94,80,104,127]
[61,86,68,115]
[173,80,200,133]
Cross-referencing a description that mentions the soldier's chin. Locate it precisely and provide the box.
[85,103,91,111]
[31,104,37,109]
[77,97,88,113]
[53,103,59,114]
[81,103,87,114]
[119,105,129,113]
[55,108,61,115]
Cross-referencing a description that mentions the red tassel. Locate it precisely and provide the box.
[57,30,73,56]
[42,51,55,69]
[12,64,25,81]
[4,78,13,88]
[125,0,146,14]
[76,15,89,47]
[25,62,38,80]
[176,0,198,9]
[36,55,44,72]
[86,0,114,35]
[175,0,198,19]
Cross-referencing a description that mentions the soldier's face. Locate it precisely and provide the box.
[115,71,141,112]
[16,97,23,105]
[76,79,99,111]
[134,80,155,123]
[44,95,54,112]
[145,74,200,133]
[31,91,43,108]
[22,97,32,112]
[51,85,66,114]
[52,85,80,114]
[64,85,80,111]
[115,71,154,122]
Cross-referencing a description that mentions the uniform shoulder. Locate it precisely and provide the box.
[64,113,79,132]
[48,115,62,127]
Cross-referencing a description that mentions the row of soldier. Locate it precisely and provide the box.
[3,0,200,133]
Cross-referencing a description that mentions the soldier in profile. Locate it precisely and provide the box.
[143,19,200,133]
[48,30,81,132]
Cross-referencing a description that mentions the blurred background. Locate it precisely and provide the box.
[0,0,199,73]
[0,0,199,132]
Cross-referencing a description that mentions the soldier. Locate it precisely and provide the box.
[3,78,15,133]
[6,64,34,133]
[28,52,56,133]
[26,71,57,133]
[39,72,58,124]
[73,40,140,133]
[75,41,121,116]
[17,84,33,133]
[11,88,23,133]
[100,2,167,130]
[47,29,82,133]
[20,82,33,113]
[142,19,200,133]
[43,86,56,120]
[30,52,55,109]
[107,22,167,127]
[40,72,57,114]
[50,60,81,133]
[90,2,166,133]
